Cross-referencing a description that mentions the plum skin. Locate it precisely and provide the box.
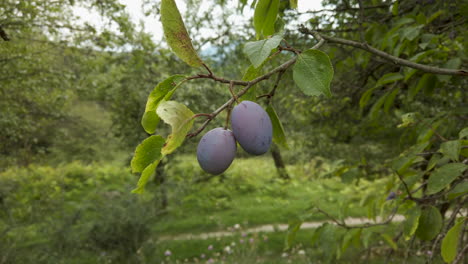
[197,127,237,175]
[230,100,272,155]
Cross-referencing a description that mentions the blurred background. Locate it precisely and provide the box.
[0,0,466,263]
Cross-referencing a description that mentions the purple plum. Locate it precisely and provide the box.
[197,127,237,175]
[230,101,272,155]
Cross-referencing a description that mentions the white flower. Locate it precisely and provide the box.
[281,252,288,258]
[234,224,240,229]
[298,250,306,255]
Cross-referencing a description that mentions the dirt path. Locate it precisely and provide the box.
[160,214,406,241]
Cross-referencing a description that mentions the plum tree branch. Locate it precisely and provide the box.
[299,26,468,76]
[186,34,325,138]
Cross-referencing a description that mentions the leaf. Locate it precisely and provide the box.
[375,72,404,88]
[285,219,302,250]
[427,163,467,195]
[293,49,334,97]
[440,140,461,161]
[289,0,297,9]
[392,1,398,15]
[447,181,468,200]
[130,135,165,173]
[441,219,465,263]
[369,92,388,120]
[401,25,423,41]
[161,0,203,67]
[415,206,442,241]
[266,104,288,149]
[156,101,195,155]
[459,127,468,139]
[243,32,283,68]
[438,58,462,82]
[359,87,377,109]
[141,75,186,134]
[342,229,361,253]
[384,87,400,113]
[253,0,280,39]
[408,74,436,101]
[381,233,397,250]
[132,160,161,194]
[403,206,421,240]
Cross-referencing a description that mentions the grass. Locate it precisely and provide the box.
[152,155,373,235]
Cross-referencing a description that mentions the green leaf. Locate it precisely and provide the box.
[243,32,283,68]
[427,163,467,194]
[440,140,461,161]
[266,104,288,149]
[293,49,334,97]
[289,0,297,9]
[359,87,377,109]
[161,0,203,67]
[132,160,161,194]
[408,74,436,101]
[438,58,462,82]
[369,92,388,120]
[447,181,468,200]
[285,219,302,250]
[403,206,421,240]
[401,25,423,41]
[375,72,404,88]
[141,75,186,134]
[156,101,195,155]
[441,219,465,263]
[415,206,442,241]
[392,1,398,15]
[459,127,468,139]
[384,87,400,113]
[253,0,280,39]
[130,135,165,173]
[381,233,397,250]
[342,229,361,253]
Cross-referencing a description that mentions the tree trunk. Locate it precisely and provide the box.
[270,143,290,180]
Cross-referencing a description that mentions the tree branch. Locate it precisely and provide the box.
[299,26,468,76]
[186,34,325,138]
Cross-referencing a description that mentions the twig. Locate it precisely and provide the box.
[186,32,325,138]
[453,242,468,264]
[395,170,419,202]
[202,62,213,76]
[299,26,468,76]
[228,81,239,104]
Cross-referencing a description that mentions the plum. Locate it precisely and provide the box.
[230,100,272,155]
[197,127,237,175]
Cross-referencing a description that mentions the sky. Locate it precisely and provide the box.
[74,0,323,43]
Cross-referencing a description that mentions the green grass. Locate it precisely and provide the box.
[153,155,371,235]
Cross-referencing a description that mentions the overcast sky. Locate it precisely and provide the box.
[75,0,323,43]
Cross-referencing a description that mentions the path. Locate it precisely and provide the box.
[160,214,406,241]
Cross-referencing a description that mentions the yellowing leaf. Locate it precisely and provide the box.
[161,0,203,67]
[441,219,465,263]
[157,101,194,155]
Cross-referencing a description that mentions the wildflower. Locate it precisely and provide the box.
[249,238,254,243]
[240,239,244,243]
[201,254,205,259]
[207,258,214,264]
[241,232,247,237]
[234,224,240,229]
[224,246,232,254]
[164,250,172,256]
[427,251,433,256]
[208,245,213,250]
[281,252,288,258]
[231,242,236,246]
[298,250,306,255]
